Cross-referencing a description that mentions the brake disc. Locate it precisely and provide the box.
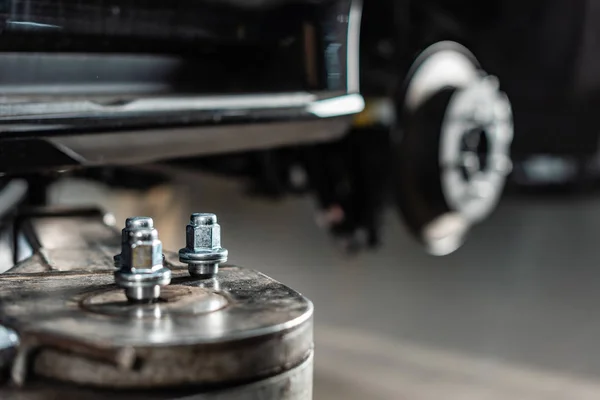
[393,41,513,255]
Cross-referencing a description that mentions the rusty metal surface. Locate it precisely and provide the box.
[0,352,312,400]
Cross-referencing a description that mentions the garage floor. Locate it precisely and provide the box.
[51,171,600,399]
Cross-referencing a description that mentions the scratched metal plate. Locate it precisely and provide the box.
[0,353,313,400]
[0,266,313,388]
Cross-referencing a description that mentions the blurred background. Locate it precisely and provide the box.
[3,0,600,398]
[45,168,600,399]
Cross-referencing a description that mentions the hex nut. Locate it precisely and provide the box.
[179,213,228,278]
[114,217,171,303]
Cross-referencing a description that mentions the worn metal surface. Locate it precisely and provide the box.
[0,266,313,388]
[9,211,185,274]
[10,211,120,273]
[9,249,184,274]
[81,285,229,318]
[114,218,172,302]
[1,208,313,398]
[0,352,312,400]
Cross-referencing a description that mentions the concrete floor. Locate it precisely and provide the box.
[50,172,600,399]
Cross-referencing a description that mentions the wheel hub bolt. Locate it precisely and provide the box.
[179,213,228,278]
[114,217,171,303]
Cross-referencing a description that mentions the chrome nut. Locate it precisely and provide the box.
[186,213,221,250]
[128,229,164,272]
[114,218,171,303]
[179,213,228,278]
[115,216,154,269]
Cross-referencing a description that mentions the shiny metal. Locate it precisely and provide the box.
[0,266,313,389]
[0,92,316,118]
[306,94,364,118]
[421,212,470,257]
[0,91,362,121]
[179,213,228,278]
[396,41,514,256]
[404,43,513,224]
[114,216,154,269]
[123,285,160,303]
[82,285,229,318]
[405,41,480,112]
[440,75,514,222]
[346,0,363,93]
[4,208,313,397]
[114,217,171,303]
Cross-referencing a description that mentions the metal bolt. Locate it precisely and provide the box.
[179,213,228,278]
[114,216,154,268]
[114,217,171,303]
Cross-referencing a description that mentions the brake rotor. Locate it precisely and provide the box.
[393,41,513,255]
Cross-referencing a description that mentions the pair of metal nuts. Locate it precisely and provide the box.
[114,213,227,303]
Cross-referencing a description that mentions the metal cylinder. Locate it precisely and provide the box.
[0,266,313,399]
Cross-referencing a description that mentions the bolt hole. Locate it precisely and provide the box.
[460,127,489,180]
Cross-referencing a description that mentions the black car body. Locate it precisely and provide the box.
[0,0,363,173]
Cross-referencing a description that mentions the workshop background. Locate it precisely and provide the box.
[49,165,600,399]
[22,0,600,398]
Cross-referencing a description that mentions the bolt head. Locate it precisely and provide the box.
[125,216,154,230]
[120,217,155,264]
[123,229,163,272]
[191,213,217,226]
[186,223,221,251]
[180,213,227,277]
[123,217,153,241]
